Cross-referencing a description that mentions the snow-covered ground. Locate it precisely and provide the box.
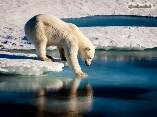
[0,0,157,50]
[81,27,157,50]
[0,0,157,75]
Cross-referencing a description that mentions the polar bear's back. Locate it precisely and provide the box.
[25,14,66,29]
[24,14,89,47]
[36,14,67,27]
[24,14,67,35]
[24,14,70,45]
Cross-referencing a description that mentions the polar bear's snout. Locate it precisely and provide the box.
[85,59,92,66]
[81,47,95,67]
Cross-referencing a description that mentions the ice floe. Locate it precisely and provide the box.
[0,51,64,75]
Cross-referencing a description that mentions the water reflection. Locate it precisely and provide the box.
[0,76,63,92]
[0,75,93,116]
[36,76,93,116]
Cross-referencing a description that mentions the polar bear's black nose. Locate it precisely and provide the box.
[85,61,90,66]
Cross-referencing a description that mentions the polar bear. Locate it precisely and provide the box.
[24,14,95,76]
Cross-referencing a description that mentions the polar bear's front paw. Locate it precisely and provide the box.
[75,71,88,77]
[39,56,53,62]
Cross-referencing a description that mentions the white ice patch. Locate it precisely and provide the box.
[0,51,64,75]
[0,58,64,75]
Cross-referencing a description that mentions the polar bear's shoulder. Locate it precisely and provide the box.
[68,23,84,36]
[34,14,66,27]
[68,23,77,29]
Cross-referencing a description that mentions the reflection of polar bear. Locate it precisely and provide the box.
[24,14,95,76]
[36,77,93,116]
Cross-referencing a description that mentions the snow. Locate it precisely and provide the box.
[80,27,157,50]
[0,0,157,50]
[0,0,157,75]
[0,51,64,75]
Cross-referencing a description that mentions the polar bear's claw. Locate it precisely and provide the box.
[46,55,54,61]
[45,58,53,62]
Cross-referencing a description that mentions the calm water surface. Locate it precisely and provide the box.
[0,50,157,117]
[62,15,157,27]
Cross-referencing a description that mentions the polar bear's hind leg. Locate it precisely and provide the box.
[57,47,67,61]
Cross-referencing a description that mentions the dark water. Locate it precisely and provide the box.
[62,15,157,27]
[0,50,157,117]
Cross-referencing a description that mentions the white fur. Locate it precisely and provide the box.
[24,14,95,76]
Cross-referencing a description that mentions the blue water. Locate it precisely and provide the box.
[62,15,157,27]
[0,50,157,117]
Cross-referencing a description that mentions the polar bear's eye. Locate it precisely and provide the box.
[85,47,90,51]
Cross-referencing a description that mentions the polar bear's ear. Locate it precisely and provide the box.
[85,47,90,51]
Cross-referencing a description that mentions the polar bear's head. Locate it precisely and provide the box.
[80,46,95,66]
